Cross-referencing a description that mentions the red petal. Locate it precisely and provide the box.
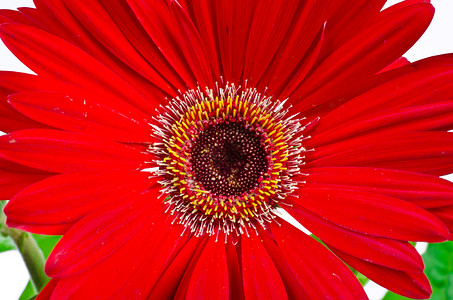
[31,0,172,107]
[225,240,244,300]
[272,21,326,100]
[169,1,214,89]
[0,129,149,173]
[62,0,177,95]
[6,222,72,235]
[306,131,453,176]
[293,1,434,111]
[259,230,309,299]
[45,196,153,277]
[429,206,453,239]
[112,221,188,299]
[214,0,259,83]
[185,236,229,300]
[0,169,47,199]
[150,236,207,299]
[304,167,453,209]
[333,246,431,299]
[0,23,159,115]
[5,171,151,228]
[286,204,424,272]
[126,0,197,88]
[173,236,211,300]
[270,219,367,299]
[0,9,34,25]
[48,209,176,299]
[258,0,328,97]
[310,100,453,147]
[317,55,453,131]
[0,85,49,132]
[188,0,221,80]
[8,91,153,143]
[293,187,449,242]
[241,233,288,300]
[242,0,304,87]
[0,71,152,124]
[97,0,186,91]
[36,279,58,300]
[321,0,386,60]
[379,57,410,73]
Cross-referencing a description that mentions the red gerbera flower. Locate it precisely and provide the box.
[1,0,453,299]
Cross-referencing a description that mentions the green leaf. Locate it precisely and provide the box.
[31,234,61,259]
[356,272,370,287]
[0,234,16,252]
[381,291,410,300]
[0,201,15,253]
[18,234,61,299]
[382,241,453,300]
[18,281,34,300]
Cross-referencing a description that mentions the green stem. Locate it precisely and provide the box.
[0,208,49,293]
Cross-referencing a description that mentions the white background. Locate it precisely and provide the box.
[0,0,452,299]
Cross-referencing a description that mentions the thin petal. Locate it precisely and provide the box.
[48,209,171,299]
[321,0,386,59]
[126,0,197,88]
[316,54,453,130]
[286,204,424,272]
[36,279,59,300]
[259,230,310,299]
[0,86,49,132]
[332,246,431,299]
[241,233,288,300]
[0,71,152,123]
[270,219,367,299]
[21,0,173,106]
[46,196,153,277]
[310,100,453,148]
[8,91,153,143]
[214,0,259,83]
[0,23,159,115]
[150,236,207,300]
[304,167,453,208]
[242,0,303,87]
[62,0,177,95]
[0,169,47,200]
[293,187,449,242]
[293,1,434,111]
[188,0,221,80]
[112,221,188,299]
[5,171,152,229]
[168,1,214,88]
[306,131,453,176]
[185,236,229,300]
[0,129,149,173]
[429,206,453,239]
[258,0,328,97]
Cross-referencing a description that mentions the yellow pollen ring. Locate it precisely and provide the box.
[161,91,294,226]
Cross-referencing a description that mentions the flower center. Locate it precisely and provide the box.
[191,121,268,196]
[151,85,307,237]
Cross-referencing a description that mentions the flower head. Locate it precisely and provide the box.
[153,84,309,237]
[1,0,453,299]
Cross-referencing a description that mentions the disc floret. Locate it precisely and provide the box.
[151,84,310,237]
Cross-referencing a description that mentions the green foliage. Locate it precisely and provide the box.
[2,201,60,298]
[18,281,34,300]
[0,234,16,252]
[19,234,61,300]
[32,234,61,259]
[356,272,370,287]
[382,242,453,300]
[0,202,15,252]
